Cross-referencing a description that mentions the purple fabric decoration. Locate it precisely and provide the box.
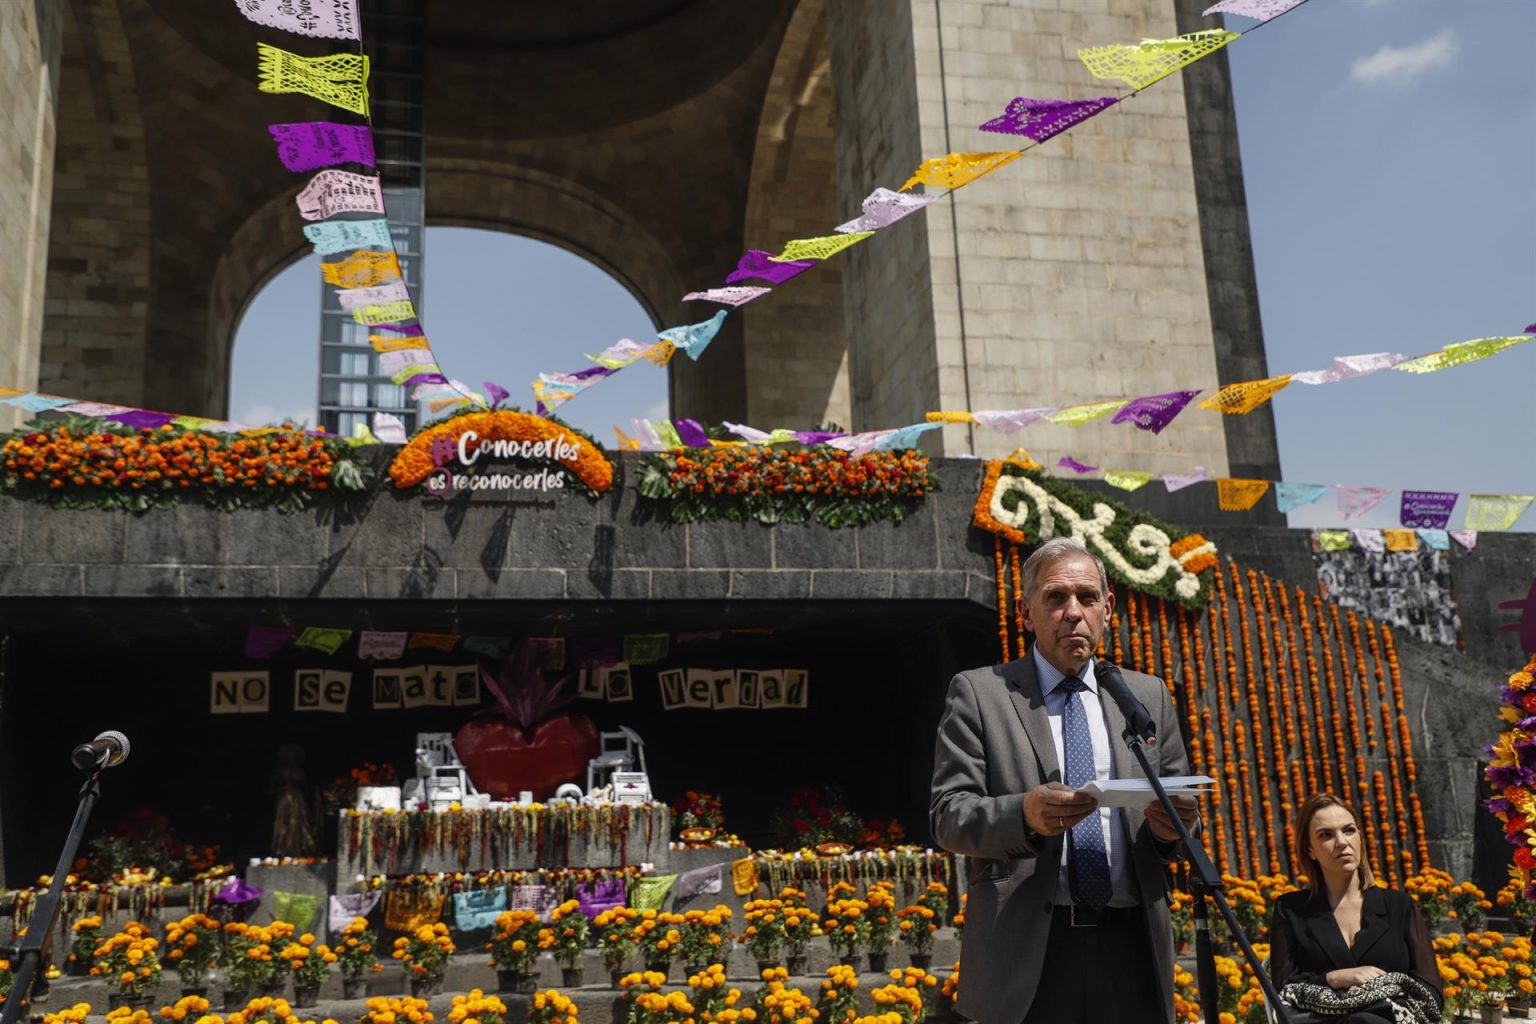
[484,381,510,406]
[725,250,815,286]
[1399,490,1458,529]
[569,636,621,668]
[105,410,176,430]
[795,431,847,445]
[569,365,614,381]
[1110,390,1201,434]
[268,122,376,173]
[1058,457,1098,475]
[979,96,1119,141]
[215,877,264,905]
[1526,323,1536,334]
[576,879,626,920]
[674,419,711,447]
[401,372,449,387]
[373,322,423,335]
[245,626,297,660]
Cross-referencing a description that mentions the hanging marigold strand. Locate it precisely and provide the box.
[1140,590,1156,672]
[994,537,1012,663]
[1249,571,1288,874]
[1202,706,1228,869]
[1211,568,1240,854]
[1109,604,1122,664]
[1313,595,1349,798]
[1229,563,1268,874]
[1371,770,1398,889]
[1294,589,1331,797]
[1327,603,1369,808]
[1010,544,1027,657]
[1366,620,1411,883]
[1157,597,1176,698]
[1276,586,1316,801]
[1125,588,1140,669]
[1233,720,1254,878]
[1380,627,1429,871]
[1261,576,1300,867]
[1346,611,1378,754]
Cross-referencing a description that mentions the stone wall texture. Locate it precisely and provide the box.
[0,0,61,431]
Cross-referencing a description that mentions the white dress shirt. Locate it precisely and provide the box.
[1031,647,1139,907]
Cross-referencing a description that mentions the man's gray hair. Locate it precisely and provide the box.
[1020,537,1109,597]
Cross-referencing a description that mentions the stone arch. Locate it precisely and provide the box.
[738,0,850,431]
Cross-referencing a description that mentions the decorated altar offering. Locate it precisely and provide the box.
[388,410,615,496]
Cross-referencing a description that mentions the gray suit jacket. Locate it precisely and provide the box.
[929,656,1191,1024]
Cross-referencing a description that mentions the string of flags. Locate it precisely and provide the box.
[518,0,1318,418]
[1312,527,1479,555]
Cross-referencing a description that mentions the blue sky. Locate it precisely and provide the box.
[230,0,1534,531]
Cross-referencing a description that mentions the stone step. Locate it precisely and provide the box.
[27,934,961,1022]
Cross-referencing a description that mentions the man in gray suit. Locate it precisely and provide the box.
[931,537,1200,1024]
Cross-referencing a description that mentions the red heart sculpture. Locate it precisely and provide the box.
[454,711,600,801]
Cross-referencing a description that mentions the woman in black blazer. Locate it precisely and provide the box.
[1268,793,1443,1023]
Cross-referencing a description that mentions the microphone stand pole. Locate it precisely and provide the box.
[1118,727,1293,1024]
[0,768,103,1024]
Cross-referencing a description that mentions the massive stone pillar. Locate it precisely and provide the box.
[0,0,62,430]
[827,0,1280,486]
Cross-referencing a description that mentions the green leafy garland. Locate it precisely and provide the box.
[637,445,937,528]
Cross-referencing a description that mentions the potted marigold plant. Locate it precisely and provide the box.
[631,911,685,981]
[1452,881,1494,933]
[678,907,732,977]
[865,883,897,974]
[157,993,210,1024]
[67,917,103,977]
[621,971,689,1024]
[92,921,163,1010]
[335,917,383,999]
[822,886,871,971]
[1405,867,1455,931]
[219,923,270,1010]
[526,989,579,1024]
[392,923,455,998]
[740,898,787,973]
[752,976,815,1024]
[593,907,639,987]
[163,914,220,997]
[487,909,541,994]
[449,989,508,1024]
[897,883,948,970]
[359,995,433,1024]
[688,964,741,1022]
[42,1002,91,1024]
[279,935,335,1008]
[542,900,590,988]
[816,964,860,1024]
[778,890,815,975]
[870,968,935,1024]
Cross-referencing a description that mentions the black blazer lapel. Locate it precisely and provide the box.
[1348,887,1393,963]
[1301,893,1356,968]
[1002,656,1061,783]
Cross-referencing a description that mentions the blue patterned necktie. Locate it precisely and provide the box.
[1061,676,1113,907]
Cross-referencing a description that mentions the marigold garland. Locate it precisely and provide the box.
[390,410,613,493]
[641,446,933,528]
[1009,545,1026,658]
[1258,576,1298,862]
[1247,572,1287,874]
[994,538,1012,663]
[1366,621,1412,883]
[0,416,371,512]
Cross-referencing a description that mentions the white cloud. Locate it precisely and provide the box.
[641,397,670,422]
[1350,29,1458,86]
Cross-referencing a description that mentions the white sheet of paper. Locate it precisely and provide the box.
[1076,775,1216,808]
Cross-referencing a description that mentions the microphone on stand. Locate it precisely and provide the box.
[1094,661,1157,748]
[71,731,131,772]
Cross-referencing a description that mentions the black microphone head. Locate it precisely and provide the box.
[95,730,130,767]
